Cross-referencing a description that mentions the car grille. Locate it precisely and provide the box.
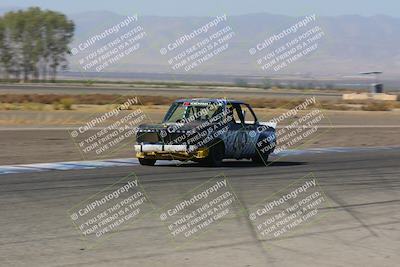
[136,132,160,143]
[164,133,187,144]
[136,131,188,144]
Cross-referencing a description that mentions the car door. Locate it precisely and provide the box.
[237,103,258,157]
[225,103,256,159]
[222,103,245,158]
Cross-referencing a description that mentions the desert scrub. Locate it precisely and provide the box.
[53,98,75,110]
[362,101,392,111]
[0,103,45,110]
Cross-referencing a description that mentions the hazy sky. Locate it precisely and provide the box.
[2,0,400,17]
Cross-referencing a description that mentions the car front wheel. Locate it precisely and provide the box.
[139,158,156,166]
[201,142,224,167]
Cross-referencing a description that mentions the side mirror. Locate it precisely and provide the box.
[242,110,246,120]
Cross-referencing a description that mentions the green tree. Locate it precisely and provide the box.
[0,18,14,79]
[45,10,74,81]
[0,7,74,81]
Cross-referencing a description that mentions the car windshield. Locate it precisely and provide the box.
[163,101,223,123]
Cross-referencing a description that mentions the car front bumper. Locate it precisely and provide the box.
[134,144,209,160]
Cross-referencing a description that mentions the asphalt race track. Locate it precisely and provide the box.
[1,147,399,266]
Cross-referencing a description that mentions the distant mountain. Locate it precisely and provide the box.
[3,8,400,77]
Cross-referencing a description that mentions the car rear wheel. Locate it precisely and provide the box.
[252,136,273,164]
[139,158,156,166]
[252,153,269,164]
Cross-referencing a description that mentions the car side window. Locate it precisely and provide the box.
[240,104,257,124]
[230,104,243,124]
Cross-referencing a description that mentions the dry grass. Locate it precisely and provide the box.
[0,94,399,111]
[0,103,49,111]
[361,102,396,111]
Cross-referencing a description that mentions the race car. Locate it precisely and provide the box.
[134,99,276,166]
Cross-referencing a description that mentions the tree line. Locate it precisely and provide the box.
[0,7,74,81]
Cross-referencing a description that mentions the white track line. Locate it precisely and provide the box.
[0,146,399,175]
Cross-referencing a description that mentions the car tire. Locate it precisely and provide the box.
[202,142,224,167]
[139,158,156,166]
[252,137,273,164]
[252,154,269,164]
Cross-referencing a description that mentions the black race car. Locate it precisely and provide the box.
[135,99,276,166]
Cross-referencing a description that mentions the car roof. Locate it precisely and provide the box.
[175,98,246,104]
